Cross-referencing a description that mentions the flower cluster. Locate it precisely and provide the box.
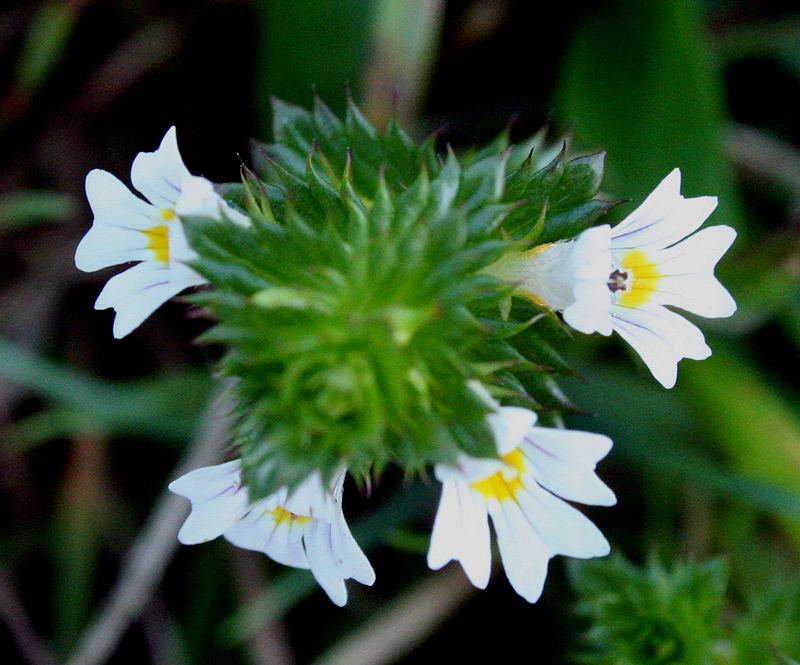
[74,101,736,606]
[169,384,614,605]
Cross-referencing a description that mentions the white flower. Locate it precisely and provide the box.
[168,460,375,607]
[427,398,615,603]
[75,127,248,339]
[488,169,737,388]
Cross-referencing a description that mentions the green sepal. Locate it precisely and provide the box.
[241,166,283,230]
[460,127,511,168]
[537,198,621,245]
[253,96,431,201]
[470,339,542,373]
[312,94,348,165]
[182,216,272,294]
[520,371,586,414]
[271,97,316,160]
[268,156,331,227]
[501,147,610,244]
[475,315,537,340]
[447,414,496,459]
[383,116,422,185]
[215,182,247,212]
[457,152,508,214]
[512,328,579,376]
[549,151,605,208]
[466,202,513,240]
[506,128,548,172]
[491,371,542,411]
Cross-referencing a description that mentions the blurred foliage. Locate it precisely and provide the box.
[0,191,77,230]
[0,336,210,448]
[557,0,737,213]
[571,554,800,665]
[0,0,90,133]
[253,0,375,132]
[571,555,729,665]
[2,0,800,664]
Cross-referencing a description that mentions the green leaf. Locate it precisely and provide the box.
[0,190,77,230]
[0,190,78,232]
[0,337,209,445]
[556,0,741,231]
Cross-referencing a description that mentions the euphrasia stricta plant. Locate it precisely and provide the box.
[74,97,737,606]
[571,555,800,665]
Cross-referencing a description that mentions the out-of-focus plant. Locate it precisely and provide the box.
[571,554,800,665]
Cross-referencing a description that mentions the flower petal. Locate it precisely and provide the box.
[651,274,737,319]
[653,225,736,274]
[282,471,339,523]
[521,428,617,506]
[130,127,192,209]
[648,225,737,318]
[94,261,205,338]
[516,480,611,559]
[610,169,718,251]
[487,406,538,456]
[77,170,159,272]
[169,460,241,499]
[436,454,506,485]
[176,175,251,227]
[330,512,376,586]
[224,505,312,569]
[427,477,492,589]
[487,498,549,603]
[168,219,199,264]
[612,302,711,388]
[168,461,249,545]
[563,225,614,335]
[305,521,348,607]
[76,226,156,271]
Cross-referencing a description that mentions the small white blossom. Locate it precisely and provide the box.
[489,169,737,388]
[427,389,615,603]
[75,127,248,338]
[168,461,375,607]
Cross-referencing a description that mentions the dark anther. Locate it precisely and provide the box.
[607,269,629,292]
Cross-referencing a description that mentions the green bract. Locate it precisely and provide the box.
[182,96,609,500]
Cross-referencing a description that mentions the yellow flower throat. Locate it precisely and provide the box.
[609,249,663,308]
[471,448,526,502]
[270,506,312,527]
[141,208,175,264]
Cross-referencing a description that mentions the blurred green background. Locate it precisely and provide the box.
[3,0,800,663]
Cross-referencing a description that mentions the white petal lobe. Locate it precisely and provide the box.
[131,127,191,209]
